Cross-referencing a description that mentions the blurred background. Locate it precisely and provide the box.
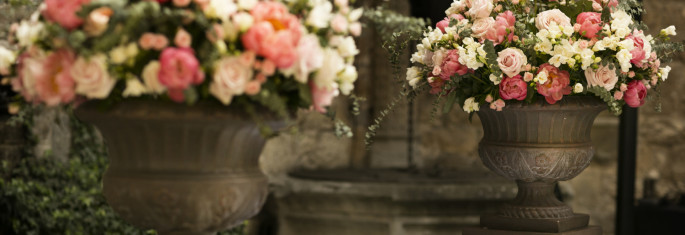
[0,0,683,234]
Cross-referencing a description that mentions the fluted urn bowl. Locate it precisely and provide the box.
[475,96,605,234]
[75,100,279,235]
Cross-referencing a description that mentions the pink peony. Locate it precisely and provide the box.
[499,75,528,101]
[428,77,446,95]
[626,31,649,66]
[576,12,602,39]
[310,82,338,113]
[535,9,571,30]
[585,64,618,91]
[436,14,465,33]
[158,48,205,102]
[536,63,572,104]
[34,49,77,106]
[438,50,469,80]
[624,80,646,108]
[484,11,516,45]
[242,1,301,69]
[43,0,91,30]
[497,47,527,78]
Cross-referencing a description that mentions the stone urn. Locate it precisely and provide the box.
[464,96,605,235]
[75,100,279,235]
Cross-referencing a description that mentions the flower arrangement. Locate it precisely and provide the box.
[0,0,363,117]
[406,0,683,115]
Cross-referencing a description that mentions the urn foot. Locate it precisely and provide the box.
[463,225,602,235]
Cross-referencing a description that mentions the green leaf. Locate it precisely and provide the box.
[443,91,458,114]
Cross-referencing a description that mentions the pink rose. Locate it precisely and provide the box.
[523,72,534,82]
[209,56,253,105]
[471,17,496,39]
[468,0,494,19]
[331,14,348,33]
[206,24,224,43]
[173,0,191,7]
[497,48,527,78]
[585,64,618,91]
[624,80,646,108]
[535,9,571,30]
[349,22,362,36]
[71,55,116,99]
[614,91,623,100]
[242,1,301,69]
[438,50,469,80]
[490,99,505,111]
[245,80,261,96]
[43,0,91,30]
[436,14,465,33]
[576,12,602,39]
[34,49,77,106]
[310,82,339,113]
[158,48,204,102]
[536,63,572,104]
[174,28,192,48]
[499,75,528,101]
[484,11,516,44]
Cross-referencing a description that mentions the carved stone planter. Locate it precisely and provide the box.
[75,100,278,235]
[465,97,605,235]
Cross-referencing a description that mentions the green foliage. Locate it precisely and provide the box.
[0,111,246,235]
[587,86,622,115]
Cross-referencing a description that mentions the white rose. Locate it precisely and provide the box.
[142,61,166,94]
[463,97,480,113]
[237,0,257,10]
[232,12,254,32]
[210,56,254,105]
[573,83,584,93]
[660,66,671,81]
[71,54,116,99]
[585,64,618,91]
[0,46,16,75]
[661,26,677,36]
[314,48,345,89]
[616,49,633,72]
[471,17,495,39]
[330,36,359,58]
[307,1,333,29]
[468,0,494,19]
[347,8,364,22]
[535,9,571,30]
[16,20,44,47]
[338,65,357,95]
[406,66,422,88]
[445,0,466,15]
[497,48,527,78]
[123,79,147,97]
[205,0,237,21]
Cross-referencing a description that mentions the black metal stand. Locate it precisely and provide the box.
[616,106,638,235]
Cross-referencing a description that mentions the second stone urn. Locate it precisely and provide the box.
[75,100,280,235]
[467,96,605,235]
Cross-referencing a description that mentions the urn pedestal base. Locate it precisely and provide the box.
[480,214,590,233]
[463,226,602,235]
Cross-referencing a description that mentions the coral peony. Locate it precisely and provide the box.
[576,12,602,39]
[34,49,77,106]
[536,63,572,104]
[242,1,301,68]
[438,50,469,80]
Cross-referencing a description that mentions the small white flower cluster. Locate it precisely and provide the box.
[457,37,486,70]
[463,97,480,113]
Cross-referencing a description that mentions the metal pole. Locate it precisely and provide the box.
[616,106,638,235]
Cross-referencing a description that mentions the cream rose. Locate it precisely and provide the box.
[71,54,116,99]
[471,17,495,39]
[210,56,253,105]
[497,48,527,78]
[84,7,113,37]
[535,9,572,30]
[585,64,618,91]
[142,61,166,94]
[468,0,494,19]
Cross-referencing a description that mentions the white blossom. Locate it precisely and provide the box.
[660,66,672,81]
[573,83,584,93]
[463,97,480,113]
